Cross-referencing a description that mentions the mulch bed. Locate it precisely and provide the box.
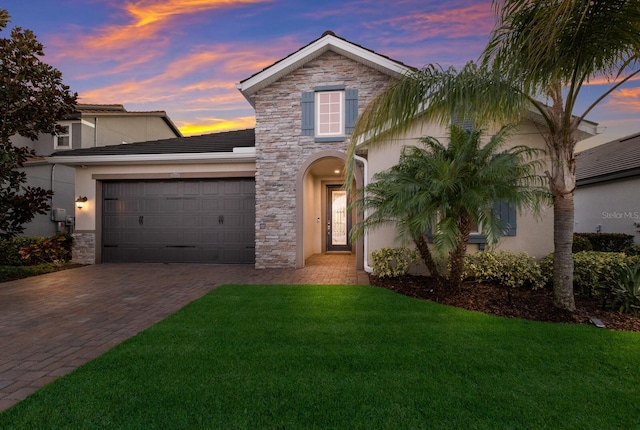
[369,275,640,332]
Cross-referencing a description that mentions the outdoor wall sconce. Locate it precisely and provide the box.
[75,196,88,209]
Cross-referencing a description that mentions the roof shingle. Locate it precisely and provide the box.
[50,128,255,157]
[576,132,640,185]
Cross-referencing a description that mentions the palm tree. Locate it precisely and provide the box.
[348,0,640,311]
[351,125,548,290]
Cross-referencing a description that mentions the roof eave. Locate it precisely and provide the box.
[236,33,412,106]
[46,149,256,166]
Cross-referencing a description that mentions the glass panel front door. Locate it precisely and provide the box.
[327,185,351,251]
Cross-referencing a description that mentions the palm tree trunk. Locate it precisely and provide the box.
[553,193,576,311]
[446,217,471,292]
[415,234,441,278]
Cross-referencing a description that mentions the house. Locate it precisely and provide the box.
[575,132,640,243]
[49,32,598,268]
[13,104,181,237]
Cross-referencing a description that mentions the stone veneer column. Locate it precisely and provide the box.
[72,232,96,265]
[253,51,390,268]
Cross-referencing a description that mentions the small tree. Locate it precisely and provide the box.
[351,125,548,290]
[0,9,77,239]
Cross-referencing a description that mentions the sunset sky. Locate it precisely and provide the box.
[5,0,639,149]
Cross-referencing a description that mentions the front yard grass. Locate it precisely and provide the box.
[1,284,639,428]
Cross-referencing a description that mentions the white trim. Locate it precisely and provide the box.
[80,119,96,128]
[53,122,72,150]
[236,33,412,105]
[316,91,344,137]
[46,148,256,166]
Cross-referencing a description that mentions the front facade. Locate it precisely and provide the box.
[50,32,597,267]
[575,133,640,243]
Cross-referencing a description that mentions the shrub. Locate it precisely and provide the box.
[574,233,634,253]
[19,232,74,266]
[464,251,546,291]
[540,251,640,297]
[371,247,420,278]
[607,263,640,316]
[624,244,640,257]
[572,234,593,253]
[0,236,42,266]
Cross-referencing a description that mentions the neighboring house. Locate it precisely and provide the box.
[575,132,640,243]
[49,32,598,268]
[13,104,181,237]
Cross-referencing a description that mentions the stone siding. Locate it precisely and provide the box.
[72,232,96,265]
[253,51,391,268]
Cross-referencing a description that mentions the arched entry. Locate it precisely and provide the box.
[295,151,364,269]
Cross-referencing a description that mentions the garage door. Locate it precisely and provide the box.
[102,179,255,263]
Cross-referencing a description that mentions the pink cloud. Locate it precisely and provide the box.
[605,87,640,112]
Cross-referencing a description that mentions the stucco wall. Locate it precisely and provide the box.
[302,174,322,259]
[19,163,76,237]
[575,177,640,243]
[365,119,555,260]
[253,50,391,268]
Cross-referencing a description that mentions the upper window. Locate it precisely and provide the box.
[54,124,71,150]
[316,91,344,137]
[301,87,358,141]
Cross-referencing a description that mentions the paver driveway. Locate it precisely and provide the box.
[0,254,367,411]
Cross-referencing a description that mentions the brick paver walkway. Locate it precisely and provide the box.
[0,254,368,411]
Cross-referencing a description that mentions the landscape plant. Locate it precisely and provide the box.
[370,247,420,278]
[463,250,545,293]
[347,0,640,311]
[351,125,547,289]
[0,8,76,239]
[608,263,640,315]
[540,251,639,297]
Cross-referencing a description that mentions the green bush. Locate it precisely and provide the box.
[607,263,640,316]
[574,233,634,252]
[464,251,546,290]
[18,232,73,266]
[371,247,420,278]
[572,234,593,253]
[0,236,42,266]
[540,251,640,297]
[624,244,640,256]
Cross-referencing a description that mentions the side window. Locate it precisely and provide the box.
[301,87,358,140]
[54,124,71,150]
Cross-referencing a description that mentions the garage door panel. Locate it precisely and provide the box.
[103,179,255,263]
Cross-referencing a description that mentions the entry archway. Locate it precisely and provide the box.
[295,151,364,269]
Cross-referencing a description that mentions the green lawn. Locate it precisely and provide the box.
[2,284,639,428]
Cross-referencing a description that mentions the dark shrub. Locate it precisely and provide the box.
[572,234,593,253]
[574,233,634,253]
[17,232,74,266]
[0,236,42,266]
[624,244,640,256]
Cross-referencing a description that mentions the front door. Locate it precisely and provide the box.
[326,185,351,252]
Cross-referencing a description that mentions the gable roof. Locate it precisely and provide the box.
[236,31,414,107]
[48,129,255,165]
[576,132,640,186]
[65,104,182,137]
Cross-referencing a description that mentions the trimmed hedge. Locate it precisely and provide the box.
[370,247,420,278]
[574,233,634,253]
[464,251,546,290]
[541,251,640,297]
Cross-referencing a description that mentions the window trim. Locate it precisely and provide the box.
[315,90,345,138]
[54,122,72,150]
